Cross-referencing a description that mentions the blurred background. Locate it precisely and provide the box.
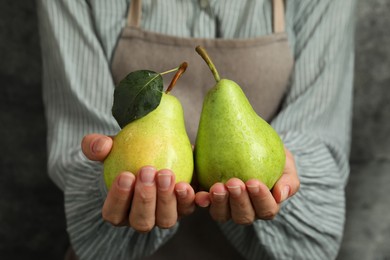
[0,0,389,259]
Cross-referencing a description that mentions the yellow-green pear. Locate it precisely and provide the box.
[104,65,193,189]
[194,46,285,190]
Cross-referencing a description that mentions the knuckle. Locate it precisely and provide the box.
[233,215,255,225]
[139,192,155,205]
[157,195,174,206]
[133,222,155,233]
[113,190,131,202]
[235,200,248,210]
[178,205,195,217]
[156,219,177,229]
[217,217,230,223]
[102,212,123,226]
[259,208,279,220]
[211,213,230,223]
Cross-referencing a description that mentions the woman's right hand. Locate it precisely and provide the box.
[81,134,196,232]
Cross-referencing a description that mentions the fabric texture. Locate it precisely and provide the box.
[111,26,293,141]
[36,0,356,259]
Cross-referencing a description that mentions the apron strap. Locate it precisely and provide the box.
[127,0,286,32]
[273,0,286,33]
[127,0,142,27]
[127,0,285,33]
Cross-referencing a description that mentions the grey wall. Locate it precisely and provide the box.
[338,1,390,259]
[0,0,389,259]
[0,1,68,259]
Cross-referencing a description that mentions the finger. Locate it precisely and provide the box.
[272,148,300,203]
[102,172,135,226]
[209,183,230,222]
[129,166,157,233]
[226,178,255,225]
[194,191,211,208]
[155,169,177,229]
[81,134,113,161]
[246,179,280,220]
[175,182,196,217]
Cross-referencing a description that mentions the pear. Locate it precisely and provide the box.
[104,64,193,189]
[194,46,285,190]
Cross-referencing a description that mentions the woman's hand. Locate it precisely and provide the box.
[81,134,196,232]
[194,148,300,224]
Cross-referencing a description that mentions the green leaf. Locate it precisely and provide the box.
[112,70,163,128]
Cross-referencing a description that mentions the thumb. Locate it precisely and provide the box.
[272,148,300,203]
[81,134,113,161]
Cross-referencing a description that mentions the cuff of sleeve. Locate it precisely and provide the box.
[64,149,179,260]
[218,131,348,260]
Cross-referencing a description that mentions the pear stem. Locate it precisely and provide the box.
[165,62,188,94]
[195,46,221,82]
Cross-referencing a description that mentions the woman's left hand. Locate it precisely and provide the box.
[194,148,300,224]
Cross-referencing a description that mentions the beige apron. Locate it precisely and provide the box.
[112,0,293,143]
[110,0,294,259]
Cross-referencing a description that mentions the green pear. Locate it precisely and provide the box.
[104,67,193,189]
[194,46,285,190]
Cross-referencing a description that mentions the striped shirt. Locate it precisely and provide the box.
[37,0,356,259]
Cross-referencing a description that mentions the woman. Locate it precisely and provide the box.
[37,0,356,259]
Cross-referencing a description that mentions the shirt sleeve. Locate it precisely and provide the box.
[219,1,356,259]
[36,1,178,259]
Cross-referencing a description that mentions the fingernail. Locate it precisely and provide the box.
[281,186,290,202]
[92,138,108,154]
[175,188,187,198]
[247,185,259,194]
[118,173,133,190]
[227,185,241,196]
[140,167,155,186]
[213,192,226,202]
[157,173,172,191]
